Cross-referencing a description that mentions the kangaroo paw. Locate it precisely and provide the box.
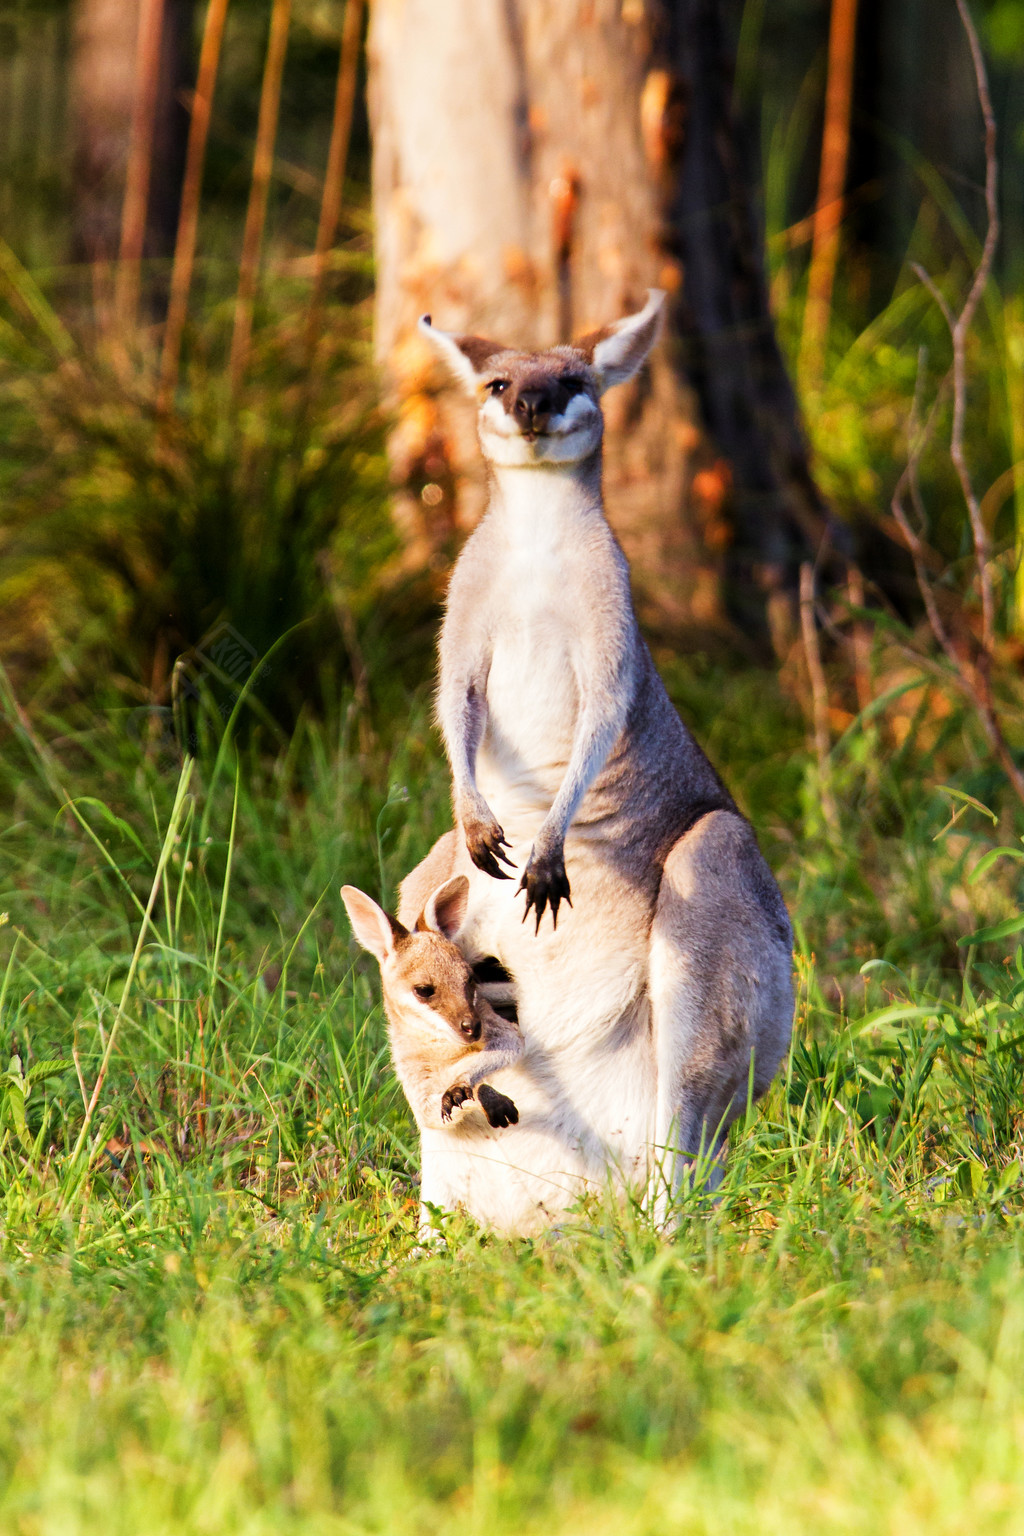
[477,1083,520,1128]
[441,1081,474,1122]
[463,815,515,881]
[518,848,572,933]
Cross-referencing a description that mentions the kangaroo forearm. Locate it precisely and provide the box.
[461,1041,522,1089]
[459,1003,523,1088]
[438,676,488,798]
[541,710,622,847]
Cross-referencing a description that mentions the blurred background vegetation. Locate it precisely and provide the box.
[0,0,1022,987]
[0,0,1021,718]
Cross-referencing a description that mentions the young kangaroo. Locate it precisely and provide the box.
[406,292,794,1232]
[340,876,523,1136]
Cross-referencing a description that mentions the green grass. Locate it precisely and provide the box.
[1,654,1023,1533]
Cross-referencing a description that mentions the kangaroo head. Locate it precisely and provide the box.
[341,876,481,1043]
[419,290,665,469]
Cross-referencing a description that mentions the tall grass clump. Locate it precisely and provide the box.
[0,239,404,722]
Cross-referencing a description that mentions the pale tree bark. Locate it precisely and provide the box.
[369,0,825,634]
[369,0,716,627]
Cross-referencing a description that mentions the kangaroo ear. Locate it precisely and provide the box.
[418,316,507,393]
[579,289,665,395]
[418,875,470,942]
[341,885,404,964]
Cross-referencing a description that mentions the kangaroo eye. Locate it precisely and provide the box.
[487,380,509,396]
[413,983,436,1001]
[561,375,586,395]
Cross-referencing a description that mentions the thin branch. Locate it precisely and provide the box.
[158,0,231,412]
[891,349,962,668]
[304,0,364,367]
[892,346,1024,804]
[909,262,955,334]
[229,0,292,398]
[915,0,1000,650]
[115,0,167,335]
[886,8,1024,803]
[952,0,1000,650]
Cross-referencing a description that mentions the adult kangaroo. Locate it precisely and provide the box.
[401,292,792,1234]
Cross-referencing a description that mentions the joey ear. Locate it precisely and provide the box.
[581,289,665,394]
[340,885,404,964]
[418,315,507,393]
[418,875,470,942]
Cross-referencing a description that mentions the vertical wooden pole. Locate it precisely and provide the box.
[229,0,291,398]
[158,0,230,411]
[304,0,364,362]
[799,0,859,394]
[115,0,167,334]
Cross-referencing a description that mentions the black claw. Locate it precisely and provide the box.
[467,822,516,881]
[517,855,572,934]
[441,1082,474,1121]
[474,847,512,880]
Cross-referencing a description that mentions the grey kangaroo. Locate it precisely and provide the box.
[400,291,793,1233]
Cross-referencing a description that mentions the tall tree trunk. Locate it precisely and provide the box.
[370,0,715,629]
[662,0,832,634]
[369,0,824,637]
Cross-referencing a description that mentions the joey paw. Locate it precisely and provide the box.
[464,815,515,881]
[441,1082,474,1122]
[518,847,572,932]
[477,1083,520,1129]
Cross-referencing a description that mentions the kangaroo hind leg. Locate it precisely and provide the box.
[649,811,793,1226]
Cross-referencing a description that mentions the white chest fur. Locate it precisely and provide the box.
[474,467,604,831]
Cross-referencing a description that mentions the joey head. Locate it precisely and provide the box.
[340,875,522,1130]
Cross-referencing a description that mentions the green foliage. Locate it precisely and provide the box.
[0,240,403,719]
[984,0,1024,60]
[762,14,1024,609]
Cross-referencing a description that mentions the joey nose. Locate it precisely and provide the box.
[515,388,552,433]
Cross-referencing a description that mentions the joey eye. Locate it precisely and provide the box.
[413,983,436,1001]
[561,375,586,396]
[487,379,509,396]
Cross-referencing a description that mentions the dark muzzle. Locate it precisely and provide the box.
[513,387,553,436]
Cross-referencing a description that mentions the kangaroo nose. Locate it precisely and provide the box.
[515,388,552,432]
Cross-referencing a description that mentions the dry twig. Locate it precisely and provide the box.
[889,1,1023,804]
